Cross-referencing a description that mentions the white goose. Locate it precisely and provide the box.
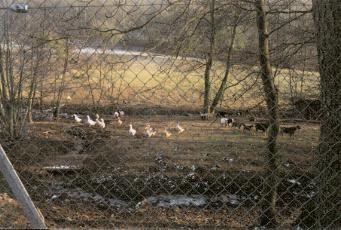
[86,115,96,126]
[144,125,156,138]
[95,114,100,125]
[97,118,105,129]
[129,124,136,136]
[176,122,185,133]
[73,114,82,123]
[164,128,172,138]
[117,117,123,126]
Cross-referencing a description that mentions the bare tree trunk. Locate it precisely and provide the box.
[27,47,41,123]
[210,19,238,114]
[255,0,280,227]
[203,0,215,114]
[295,1,341,228]
[27,84,38,124]
[54,39,69,118]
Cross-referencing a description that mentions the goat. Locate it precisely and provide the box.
[255,122,269,133]
[216,111,229,118]
[280,125,301,137]
[232,121,243,129]
[220,117,234,127]
[227,118,234,127]
[200,112,209,120]
[241,123,254,133]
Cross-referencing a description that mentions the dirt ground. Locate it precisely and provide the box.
[0,193,30,229]
[0,113,321,228]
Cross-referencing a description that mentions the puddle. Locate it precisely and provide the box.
[293,190,317,199]
[210,194,242,206]
[50,184,129,209]
[287,179,301,186]
[43,165,82,174]
[92,174,113,184]
[137,195,207,208]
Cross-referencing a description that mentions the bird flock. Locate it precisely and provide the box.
[72,110,300,138]
[72,111,186,138]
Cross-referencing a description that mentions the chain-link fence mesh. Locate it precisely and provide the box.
[0,0,340,229]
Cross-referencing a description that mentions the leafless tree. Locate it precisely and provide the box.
[255,0,280,227]
[202,0,215,115]
[295,0,341,228]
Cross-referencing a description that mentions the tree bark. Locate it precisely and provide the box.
[255,0,280,227]
[203,0,215,114]
[210,19,238,114]
[54,39,69,118]
[296,0,341,228]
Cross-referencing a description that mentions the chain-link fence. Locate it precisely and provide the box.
[0,0,340,229]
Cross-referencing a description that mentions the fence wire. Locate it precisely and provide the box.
[0,0,340,229]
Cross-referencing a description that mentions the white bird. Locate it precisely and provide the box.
[144,124,151,131]
[95,114,101,126]
[176,122,185,133]
[144,129,156,138]
[117,117,123,126]
[66,96,72,101]
[73,114,82,123]
[97,118,105,129]
[86,115,96,126]
[164,128,172,138]
[114,112,119,118]
[129,124,136,136]
[119,110,125,116]
[144,124,156,138]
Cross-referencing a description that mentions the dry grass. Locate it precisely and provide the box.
[41,53,319,109]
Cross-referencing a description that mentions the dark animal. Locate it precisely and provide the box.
[227,118,234,126]
[216,111,229,118]
[255,122,269,133]
[241,123,253,132]
[280,125,301,137]
[232,121,243,129]
[200,113,209,120]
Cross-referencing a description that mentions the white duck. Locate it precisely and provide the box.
[144,125,157,138]
[114,112,119,118]
[176,122,185,133]
[86,115,96,126]
[119,110,125,117]
[117,117,123,126]
[129,124,136,136]
[144,129,154,138]
[164,128,172,138]
[97,118,105,129]
[73,114,82,123]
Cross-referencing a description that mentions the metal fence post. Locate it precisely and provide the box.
[0,144,47,229]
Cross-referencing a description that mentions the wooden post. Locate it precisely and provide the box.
[0,144,47,229]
